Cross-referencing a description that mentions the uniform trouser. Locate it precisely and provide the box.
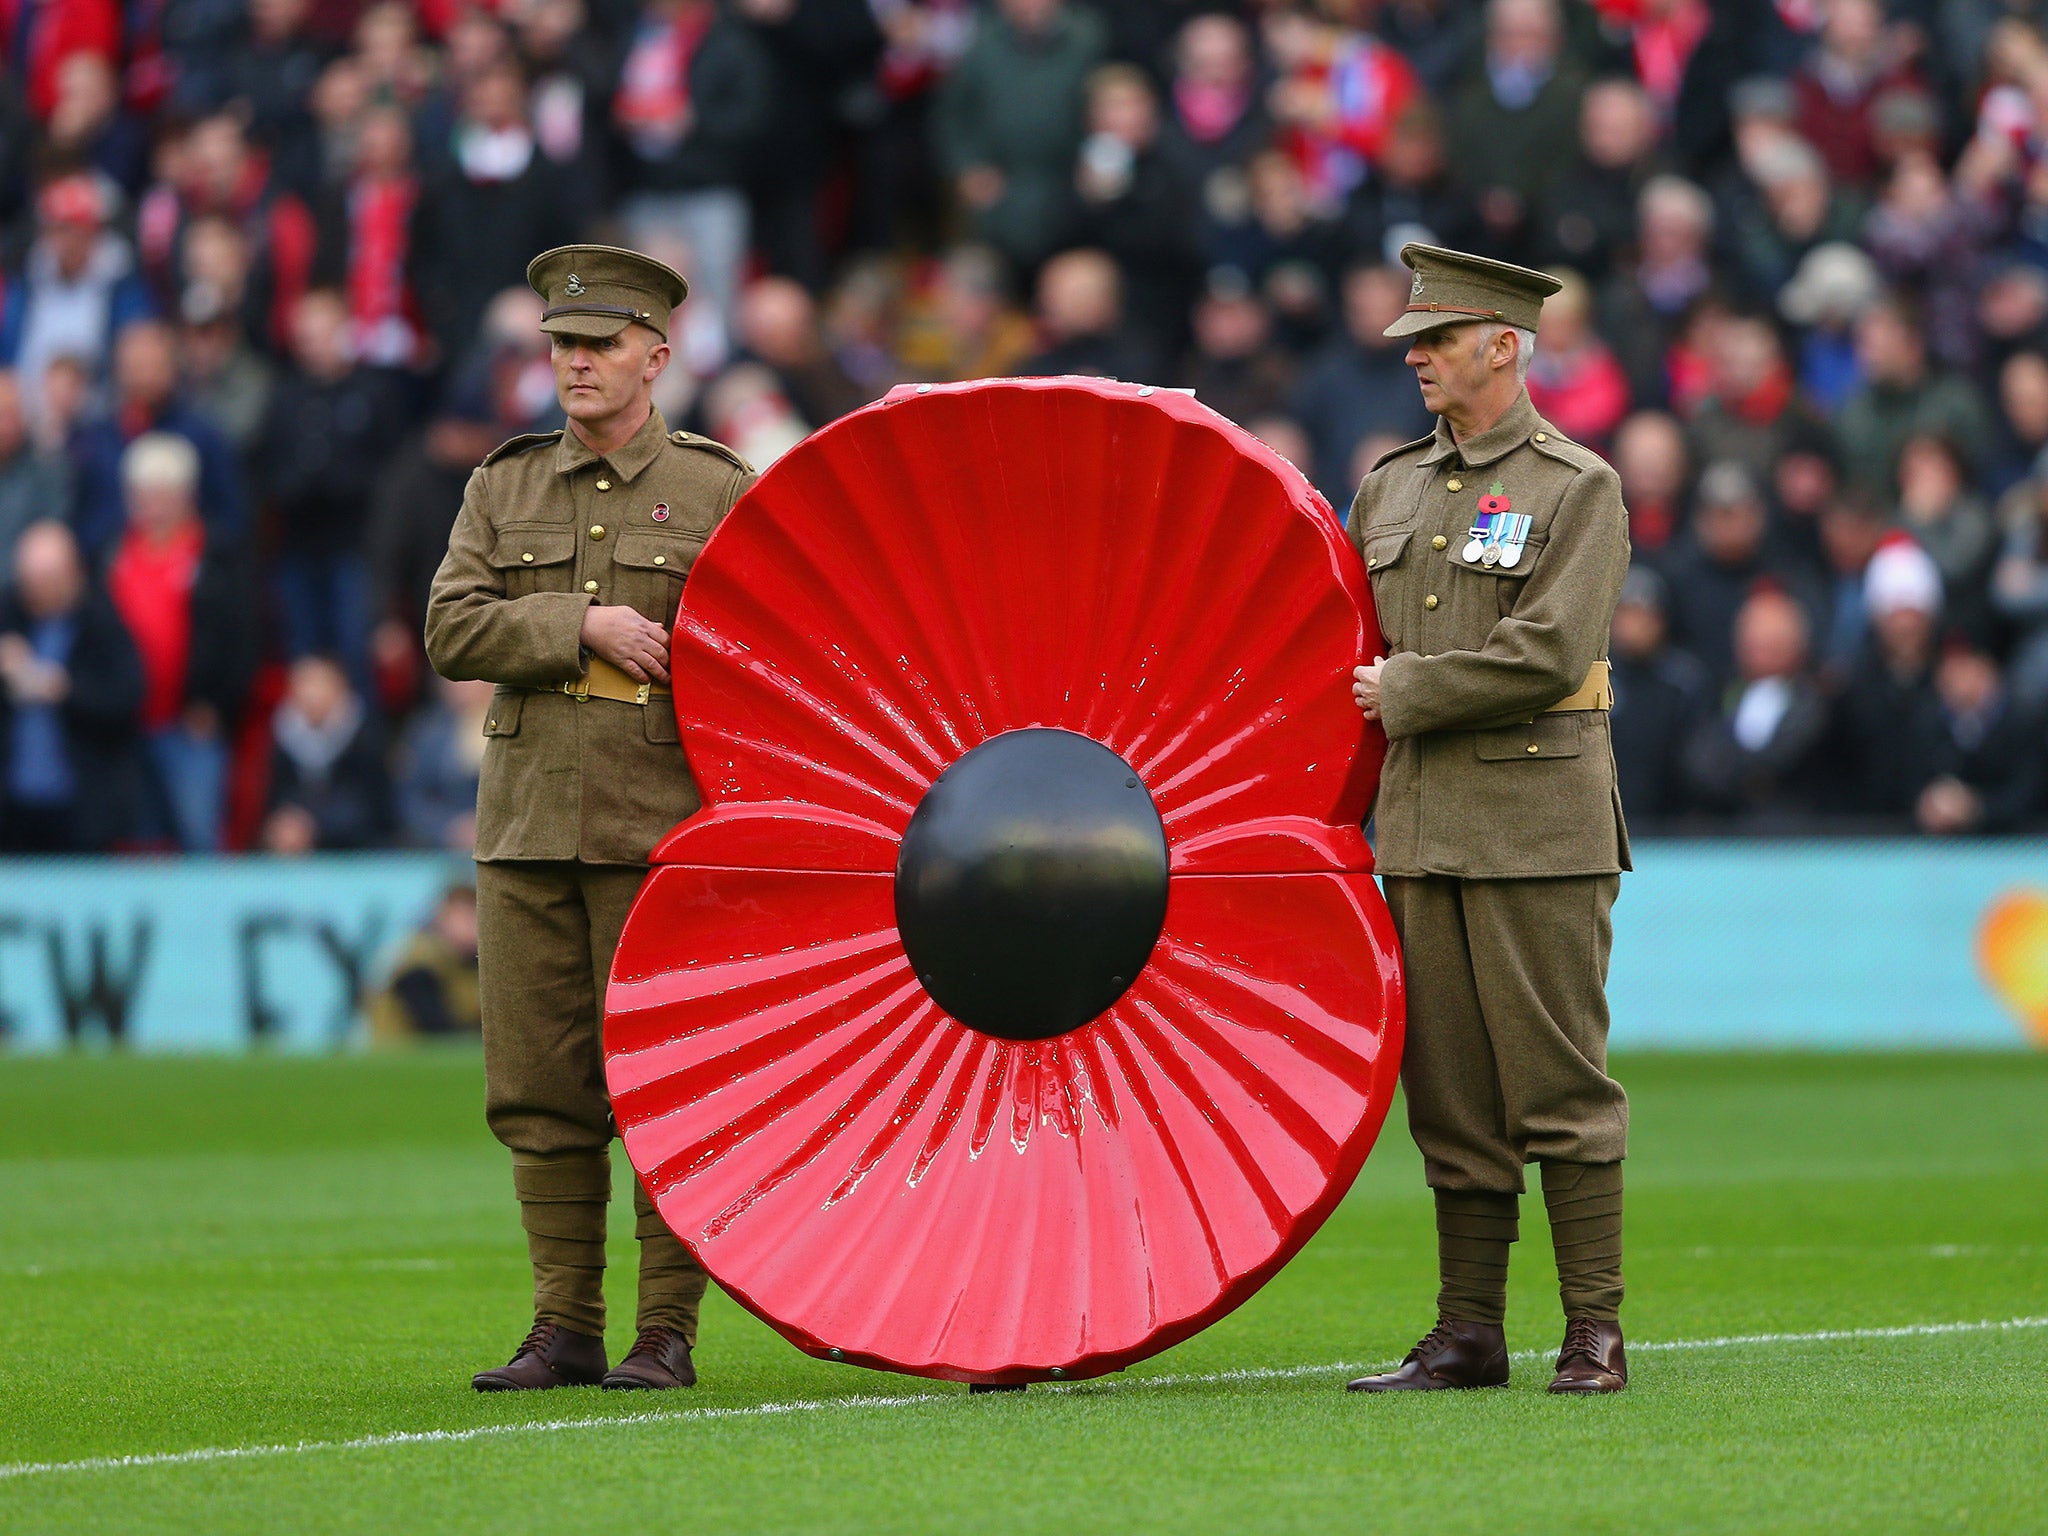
[1382,873,1628,1322]
[476,859,710,1341]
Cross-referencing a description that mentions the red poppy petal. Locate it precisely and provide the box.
[1167,815,1373,874]
[648,802,899,872]
[606,862,1401,1382]
[672,379,1386,865]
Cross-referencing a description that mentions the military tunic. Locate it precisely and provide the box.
[427,405,753,1148]
[1349,388,1631,1192]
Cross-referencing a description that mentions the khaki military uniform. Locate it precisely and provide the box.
[1350,388,1631,1195]
[425,404,755,1342]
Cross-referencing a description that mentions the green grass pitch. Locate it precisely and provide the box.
[2,1050,2044,1534]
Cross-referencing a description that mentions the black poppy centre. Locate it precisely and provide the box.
[894,728,1170,1041]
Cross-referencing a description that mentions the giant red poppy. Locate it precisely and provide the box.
[605,377,1404,1385]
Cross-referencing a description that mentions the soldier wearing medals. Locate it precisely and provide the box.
[1345,243,1634,1395]
[426,245,757,1392]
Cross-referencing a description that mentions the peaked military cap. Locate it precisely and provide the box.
[1383,242,1564,339]
[527,244,689,341]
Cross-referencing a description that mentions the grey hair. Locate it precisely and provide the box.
[1479,321,1538,382]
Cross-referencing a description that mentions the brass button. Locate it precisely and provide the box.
[1432,535,1448,551]
[520,552,533,563]
[589,524,605,540]
[653,554,666,566]
[583,580,599,593]
[1447,478,1463,492]
[596,478,612,491]
[487,718,497,730]
[1534,433,1549,443]
[1527,743,1540,754]
[1425,594,1439,610]
[1367,556,1379,569]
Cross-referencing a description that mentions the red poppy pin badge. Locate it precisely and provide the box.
[604,378,1406,1386]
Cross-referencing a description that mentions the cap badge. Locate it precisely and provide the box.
[1411,270,1424,298]
[565,273,586,297]
[651,503,669,522]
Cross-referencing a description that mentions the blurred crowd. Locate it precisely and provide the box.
[0,0,2046,854]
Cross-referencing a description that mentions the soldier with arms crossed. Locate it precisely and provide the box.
[1346,244,1633,1394]
[426,246,756,1391]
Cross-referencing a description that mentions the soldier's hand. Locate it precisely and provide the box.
[1352,657,1384,720]
[580,605,671,684]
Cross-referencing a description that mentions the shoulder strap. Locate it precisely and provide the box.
[670,429,757,476]
[481,430,564,467]
[1527,424,1605,474]
[1370,433,1436,473]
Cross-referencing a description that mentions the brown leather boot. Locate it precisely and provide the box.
[1549,1317,1627,1393]
[602,1326,696,1390]
[472,1321,608,1391]
[1346,1319,1509,1392]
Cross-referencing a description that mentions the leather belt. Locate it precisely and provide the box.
[548,655,671,705]
[1544,660,1612,713]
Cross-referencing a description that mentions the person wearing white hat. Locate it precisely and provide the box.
[1837,535,1945,816]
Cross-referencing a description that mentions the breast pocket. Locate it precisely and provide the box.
[490,525,576,597]
[1361,524,1415,644]
[1448,534,1546,619]
[612,529,705,628]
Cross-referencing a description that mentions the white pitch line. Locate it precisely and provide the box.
[4,1315,2043,1484]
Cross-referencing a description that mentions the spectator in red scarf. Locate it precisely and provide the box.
[312,103,426,370]
[105,433,257,851]
[1524,266,1632,451]
[1611,408,1690,556]
[610,0,773,362]
[1590,0,1708,125]
[1687,308,1834,487]
[135,110,320,353]
[1264,3,1419,216]
[6,0,120,123]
